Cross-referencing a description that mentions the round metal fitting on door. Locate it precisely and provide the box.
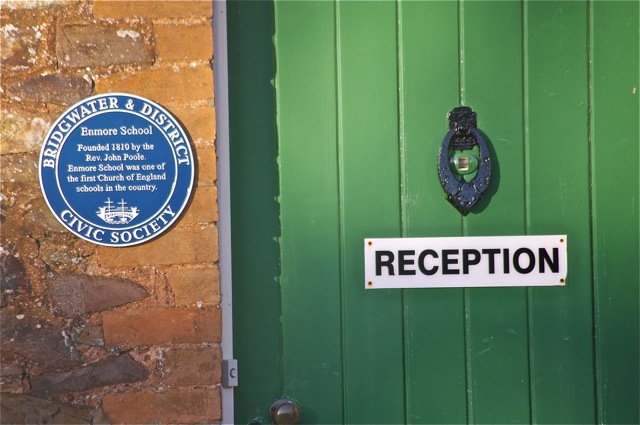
[437,106,492,215]
[269,398,301,425]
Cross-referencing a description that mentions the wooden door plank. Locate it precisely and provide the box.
[227,1,282,422]
[462,1,531,423]
[525,2,596,423]
[591,2,640,423]
[398,2,468,423]
[275,2,344,423]
[337,2,405,423]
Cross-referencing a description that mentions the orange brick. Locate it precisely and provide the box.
[98,226,218,267]
[103,388,220,424]
[95,66,214,105]
[103,307,221,346]
[163,347,221,386]
[93,0,213,20]
[180,186,218,225]
[171,105,216,143]
[155,23,213,62]
[166,266,220,306]
[195,144,217,185]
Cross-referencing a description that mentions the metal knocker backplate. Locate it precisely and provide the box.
[437,106,491,215]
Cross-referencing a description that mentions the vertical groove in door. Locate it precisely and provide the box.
[586,2,600,422]
[457,0,466,107]
[521,1,531,235]
[397,0,408,239]
[399,1,465,422]
[521,2,535,424]
[395,1,410,423]
[334,2,347,423]
[463,1,530,423]
[457,2,473,423]
[459,0,468,245]
[462,286,472,425]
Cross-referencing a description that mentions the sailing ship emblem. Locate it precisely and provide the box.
[96,198,139,225]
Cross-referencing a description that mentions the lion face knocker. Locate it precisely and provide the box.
[437,106,491,215]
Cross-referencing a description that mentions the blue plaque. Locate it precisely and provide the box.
[39,93,195,247]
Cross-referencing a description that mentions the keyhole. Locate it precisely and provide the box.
[450,150,480,182]
[457,156,469,171]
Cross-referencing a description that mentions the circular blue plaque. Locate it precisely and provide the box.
[39,93,195,247]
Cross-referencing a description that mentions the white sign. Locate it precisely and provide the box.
[364,235,567,289]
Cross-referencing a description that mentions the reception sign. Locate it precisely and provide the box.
[365,235,567,288]
[39,93,194,247]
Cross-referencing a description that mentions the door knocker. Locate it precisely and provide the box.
[437,106,491,215]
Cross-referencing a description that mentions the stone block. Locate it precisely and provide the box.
[0,363,23,377]
[6,74,93,106]
[103,307,221,346]
[0,393,98,425]
[98,225,218,267]
[0,21,40,70]
[95,66,213,105]
[0,108,52,154]
[47,273,149,317]
[93,0,213,19]
[30,354,147,397]
[38,239,85,271]
[155,23,213,62]
[2,1,74,10]
[56,22,154,68]
[166,266,220,306]
[1,242,31,294]
[71,325,104,346]
[103,388,220,424]
[0,363,24,393]
[0,314,82,370]
[0,154,38,184]
[24,199,67,233]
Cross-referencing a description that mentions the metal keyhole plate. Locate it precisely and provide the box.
[437,106,492,215]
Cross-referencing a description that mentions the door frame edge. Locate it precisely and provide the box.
[213,1,234,423]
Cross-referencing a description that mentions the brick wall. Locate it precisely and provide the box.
[1,1,220,423]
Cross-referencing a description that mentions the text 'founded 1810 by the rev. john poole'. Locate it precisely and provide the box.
[39,93,194,247]
[364,235,567,288]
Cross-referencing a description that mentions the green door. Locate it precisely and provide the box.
[228,1,639,423]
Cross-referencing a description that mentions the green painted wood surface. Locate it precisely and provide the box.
[336,2,406,422]
[462,3,530,422]
[526,2,596,423]
[398,2,467,423]
[591,2,639,423]
[227,1,281,423]
[274,2,343,423]
[230,1,640,423]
